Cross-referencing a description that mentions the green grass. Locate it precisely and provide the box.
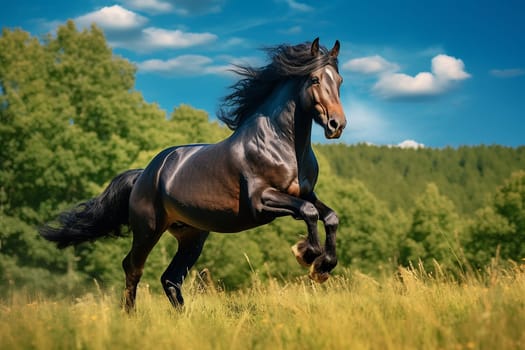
[1,266,524,350]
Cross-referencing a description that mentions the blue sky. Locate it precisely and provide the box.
[2,0,524,147]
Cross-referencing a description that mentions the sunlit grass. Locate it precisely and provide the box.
[1,265,524,350]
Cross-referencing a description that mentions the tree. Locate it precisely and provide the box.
[401,183,462,272]
[466,171,525,267]
[0,22,172,291]
[169,104,230,144]
[314,151,404,274]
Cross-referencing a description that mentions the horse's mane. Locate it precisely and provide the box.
[218,41,339,130]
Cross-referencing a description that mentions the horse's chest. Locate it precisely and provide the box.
[244,137,316,197]
[258,162,307,197]
[264,157,316,197]
[285,170,316,197]
[286,178,301,197]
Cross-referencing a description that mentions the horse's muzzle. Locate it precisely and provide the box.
[325,116,346,139]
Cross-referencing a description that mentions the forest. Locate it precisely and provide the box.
[1,22,524,296]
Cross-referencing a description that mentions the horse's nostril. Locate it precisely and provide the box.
[329,119,339,130]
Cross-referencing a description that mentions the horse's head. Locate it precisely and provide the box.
[301,38,347,139]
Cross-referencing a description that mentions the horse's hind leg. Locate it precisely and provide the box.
[161,226,209,308]
[122,215,165,312]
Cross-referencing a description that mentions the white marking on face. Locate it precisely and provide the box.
[325,67,335,81]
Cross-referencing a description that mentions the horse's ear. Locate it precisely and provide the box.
[311,37,320,56]
[330,40,340,58]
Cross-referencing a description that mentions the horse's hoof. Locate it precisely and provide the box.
[308,265,330,283]
[308,253,334,283]
[291,241,310,267]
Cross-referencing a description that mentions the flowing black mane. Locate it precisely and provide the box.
[218,41,339,130]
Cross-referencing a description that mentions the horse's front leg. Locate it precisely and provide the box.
[259,188,324,269]
[306,193,339,283]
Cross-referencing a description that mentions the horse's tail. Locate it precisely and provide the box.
[39,169,144,249]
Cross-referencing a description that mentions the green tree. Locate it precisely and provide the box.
[330,179,404,274]
[0,22,172,291]
[315,151,404,274]
[401,183,462,271]
[170,104,230,144]
[467,171,525,267]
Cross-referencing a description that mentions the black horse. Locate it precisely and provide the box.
[40,38,347,311]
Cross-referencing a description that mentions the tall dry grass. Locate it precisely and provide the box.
[1,265,524,350]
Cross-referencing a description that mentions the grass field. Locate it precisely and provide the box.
[1,265,524,350]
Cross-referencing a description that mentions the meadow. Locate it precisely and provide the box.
[1,265,524,350]
[1,24,524,350]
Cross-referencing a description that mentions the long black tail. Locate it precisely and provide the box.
[39,169,144,249]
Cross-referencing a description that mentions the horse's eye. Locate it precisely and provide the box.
[311,77,320,85]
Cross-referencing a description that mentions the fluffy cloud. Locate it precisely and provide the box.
[137,55,232,76]
[431,54,470,80]
[373,54,470,99]
[374,72,438,98]
[397,140,425,149]
[343,53,470,100]
[75,5,147,30]
[74,5,217,52]
[138,28,217,50]
[342,55,399,75]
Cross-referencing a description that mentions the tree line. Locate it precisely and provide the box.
[1,23,524,295]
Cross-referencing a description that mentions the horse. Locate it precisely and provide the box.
[39,38,347,311]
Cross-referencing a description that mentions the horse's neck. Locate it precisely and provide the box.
[262,81,313,157]
[293,109,314,162]
[229,80,314,165]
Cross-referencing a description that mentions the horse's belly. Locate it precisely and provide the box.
[161,176,265,233]
[166,202,268,233]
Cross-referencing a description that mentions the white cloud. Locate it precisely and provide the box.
[138,55,211,74]
[75,5,147,31]
[397,140,425,149]
[490,68,525,78]
[137,55,233,76]
[374,72,438,98]
[73,5,217,52]
[373,54,470,99]
[139,27,217,50]
[342,55,399,75]
[108,27,217,52]
[431,54,470,80]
